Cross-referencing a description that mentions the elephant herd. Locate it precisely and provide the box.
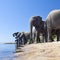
[13,10,60,48]
[30,10,60,43]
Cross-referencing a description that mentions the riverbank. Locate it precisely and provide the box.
[14,41,60,60]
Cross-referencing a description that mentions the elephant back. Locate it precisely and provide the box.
[46,10,60,29]
[30,16,42,24]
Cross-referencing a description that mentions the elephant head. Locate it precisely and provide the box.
[13,32,21,39]
[30,16,44,43]
[13,32,19,37]
[13,32,23,47]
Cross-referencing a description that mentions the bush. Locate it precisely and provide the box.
[52,35,57,41]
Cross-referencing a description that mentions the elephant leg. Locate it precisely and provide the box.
[59,30,60,41]
[21,38,24,45]
[16,39,19,47]
[19,38,22,46]
[15,39,18,48]
[45,33,47,42]
[57,30,60,41]
[29,38,34,44]
[42,34,45,43]
[47,29,53,42]
[34,33,35,42]
[57,34,59,41]
[18,40,20,47]
[30,24,34,44]
[24,38,27,45]
[29,37,34,44]
[19,40,21,46]
[43,33,47,43]
[47,30,51,42]
[29,40,33,44]
[36,32,40,43]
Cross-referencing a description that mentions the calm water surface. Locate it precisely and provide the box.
[0,44,16,60]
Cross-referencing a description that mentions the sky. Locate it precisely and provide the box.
[0,0,60,43]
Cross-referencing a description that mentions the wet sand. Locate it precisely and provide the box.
[14,42,60,60]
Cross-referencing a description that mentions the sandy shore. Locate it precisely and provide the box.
[14,42,60,60]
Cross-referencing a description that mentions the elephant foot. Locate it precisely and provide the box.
[24,41,27,45]
[36,40,41,43]
[45,40,47,42]
[48,39,54,42]
[47,40,51,42]
[29,42,33,44]
[57,39,60,41]
[51,39,54,42]
[57,39,59,41]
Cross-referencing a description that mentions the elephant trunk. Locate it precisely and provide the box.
[30,23,33,43]
[13,34,15,37]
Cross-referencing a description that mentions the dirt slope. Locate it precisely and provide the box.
[14,42,60,60]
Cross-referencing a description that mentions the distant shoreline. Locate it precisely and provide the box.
[4,42,16,44]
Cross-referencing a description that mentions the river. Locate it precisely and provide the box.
[0,44,16,60]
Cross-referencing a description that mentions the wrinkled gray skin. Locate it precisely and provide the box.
[46,10,60,42]
[30,16,47,43]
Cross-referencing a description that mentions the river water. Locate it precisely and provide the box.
[0,44,16,60]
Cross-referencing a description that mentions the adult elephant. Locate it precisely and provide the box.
[30,16,47,43]
[13,32,31,45]
[46,10,60,42]
[13,32,22,47]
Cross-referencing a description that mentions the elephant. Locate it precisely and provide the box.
[13,32,22,47]
[46,10,60,42]
[30,16,47,43]
[20,32,34,44]
[13,32,32,45]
